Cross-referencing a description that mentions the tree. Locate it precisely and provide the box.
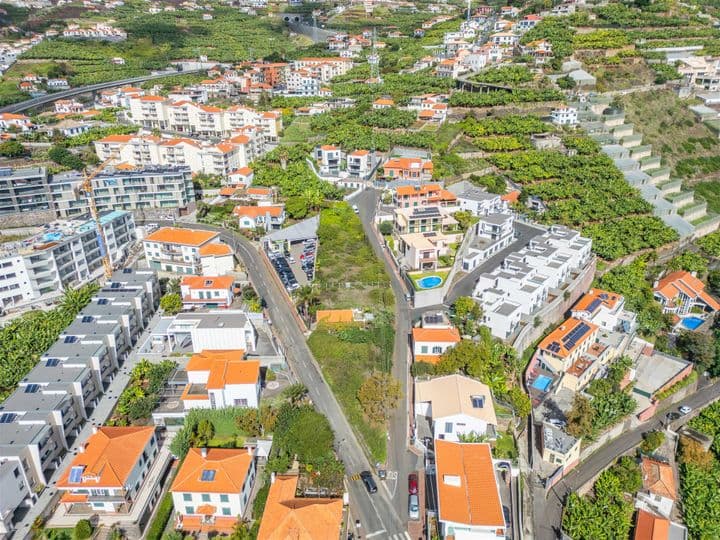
[160,293,182,315]
[556,75,576,90]
[193,419,215,447]
[357,372,401,425]
[452,210,478,232]
[567,394,594,438]
[74,519,93,540]
[295,285,319,319]
[641,430,666,453]
[452,296,483,336]
[48,145,84,170]
[283,383,308,404]
[610,456,642,493]
[668,251,708,274]
[676,331,715,370]
[679,436,715,470]
[378,221,393,236]
[285,196,309,219]
[0,140,25,158]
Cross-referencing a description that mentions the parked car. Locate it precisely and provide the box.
[408,494,419,520]
[408,473,418,495]
[360,471,377,493]
[679,405,692,415]
[352,204,359,214]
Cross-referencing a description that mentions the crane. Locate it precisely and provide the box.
[79,156,117,279]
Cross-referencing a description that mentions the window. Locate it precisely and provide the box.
[13,467,19,478]
[444,422,453,433]
[420,346,428,354]
[201,494,210,502]
[185,506,194,515]
[431,346,442,354]
[183,493,192,502]
[471,396,485,409]
[200,470,216,482]
[220,494,229,503]
[234,399,248,407]
[222,508,231,516]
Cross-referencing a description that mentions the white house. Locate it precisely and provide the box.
[0,113,33,132]
[170,311,258,353]
[143,227,221,274]
[180,276,234,309]
[315,145,343,176]
[199,243,235,276]
[182,350,261,409]
[56,426,158,513]
[412,325,461,365]
[435,440,506,539]
[232,205,286,231]
[462,213,516,271]
[347,150,374,178]
[571,288,636,332]
[0,460,33,537]
[171,448,256,534]
[551,106,578,126]
[415,374,497,441]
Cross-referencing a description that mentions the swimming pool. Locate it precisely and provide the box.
[417,275,443,289]
[681,316,704,330]
[532,374,552,392]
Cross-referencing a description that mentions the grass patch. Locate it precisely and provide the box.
[493,431,518,460]
[281,118,315,145]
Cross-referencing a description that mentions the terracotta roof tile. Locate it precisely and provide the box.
[181,275,234,290]
[199,243,233,256]
[641,458,677,501]
[538,317,598,359]
[187,350,246,372]
[171,448,253,494]
[144,227,219,246]
[412,327,460,343]
[316,309,354,324]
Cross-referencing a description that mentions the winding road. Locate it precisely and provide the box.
[0,70,203,114]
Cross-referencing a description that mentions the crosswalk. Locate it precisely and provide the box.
[350,472,362,481]
[366,532,411,540]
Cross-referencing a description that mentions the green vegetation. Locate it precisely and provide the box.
[472,65,534,85]
[72,520,92,540]
[0,284,97,401]
[48,145,84,171]
[697,229,720,257]
[493,431,518,460]
[640,430,666,453]
[692,181,720,214]
[109,359,176,425]
[0,140,26,158]
[146,492,174,540]
[449,88,563,108]
[64,125,138,147]
[409,270,449,291]
[669,251,709,274]
[655,370,698,401]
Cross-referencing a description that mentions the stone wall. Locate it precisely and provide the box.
[0,209,56,228]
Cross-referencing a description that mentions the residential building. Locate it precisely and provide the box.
[346,150,374,178]
[453,185,505,216]
[0,167,51,216]
[227,167,254,186]
[653,270,720,316]
[171,448,256,533]
[383,157,433,181]
[180,276,235,309]
[517,14,542,31]
[257,473,343,540]
[412,325,460,365]
[551,106,578,126]
[0,422,64,488]
[435,440,506,539]
[372,97,395,109]
[199,244,235,276]
[415,374,497,441]
[677,56,720,91]
[0,113,33,132]
[393,184,457,209]
[168,311,258,353]
[62,23,127,41]
[393,206,458,234]
[314,145,343,176]
[397,230,461,271]
[435,58,463,79]
[571,288,636,332]
[232,205,286,231]
[536,317,600,374]
[143,227,221,274]
[490,32,519,47]
[541,422,581,468]
[633,509,687,540]
[56,426,157,513]
[292,58,353,81]
[637,457,677,519]
[182,350,261,409]
[0,211,135,306]
[520,39,553,64]
[462,213,515,271]
[0,460,33,538]
[50,166,195,218]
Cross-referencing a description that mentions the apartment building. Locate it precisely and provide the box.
[347,150,374,178]
[180,276,234,309]
[0,167,52,216]
[315,145,343,176]
[435,440,506,539]
[414,374,497,441]
[292,57,353,81]
[167,311,258,353]
[571,288,637,332]
[0,460,33,538]
[171,448,256,533]
[452,185,505,216]
[142,227,222,274]
[56,426,158,513]
[677,56,720,91]
[127,98,282,141]
[182,350,261,409]
[0,113,33,132]
[393,206,458,234]
[94,133,264,176]
[50,166,195,218]
[0,422,65,489]
[462,213,515,272]
[0,211,135,307]
[397,231,461,271]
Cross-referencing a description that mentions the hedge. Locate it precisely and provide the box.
[146,492,174,540]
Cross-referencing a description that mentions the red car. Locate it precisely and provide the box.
[408,473,418,495]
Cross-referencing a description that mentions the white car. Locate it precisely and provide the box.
[352,204,359,214]
[408,494,420,520]
[679,405,692,415]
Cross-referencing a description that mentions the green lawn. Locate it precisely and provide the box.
[692,181,720,214]
[408,270,450,291]
[281,118,315,145]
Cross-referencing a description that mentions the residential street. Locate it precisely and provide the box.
[533,378,720,540]
[165,221,409,539]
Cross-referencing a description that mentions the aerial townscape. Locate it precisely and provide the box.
[3,0,720,539]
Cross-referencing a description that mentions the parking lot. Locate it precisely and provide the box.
[267,238,317,293]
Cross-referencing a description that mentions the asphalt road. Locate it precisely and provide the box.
[534,378,720,540]
[0,70,203,113]
[156,221,408,538]
[355,189,422,523]
[446,221,543,303]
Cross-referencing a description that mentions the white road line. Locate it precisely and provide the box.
[366,531,386,538]
[404,532,412,539]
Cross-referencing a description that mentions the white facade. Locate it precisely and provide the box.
[142,228,220,274]
[462,213,516,271]
[551,107,578,126]
[0,460,33,537]
[169,311,258,353]
[200,253,234,276]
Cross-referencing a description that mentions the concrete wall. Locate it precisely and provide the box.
[0,209,56,228]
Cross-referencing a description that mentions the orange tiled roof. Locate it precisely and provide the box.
[60,492,88,503]
[414,354,442,365]
[573,288,622,314]
[257,474,343,540]
[233,205,284,218]
[219,187,238,196]
[350,150,369,156]
[138,95,165,102]
[412,327,461,343]
[374,98,394,106]
[634,509,670,540]
[187,350,246,371]
[230,166,253,176]
[199,243,233,256]
[654,271,720,311]
[181,384,209,401]
[316,309,354,324]
[181,275,234,290]
[98,134,134,143]
[206,358,260,388]
[396,183,441,197]
[171,448,253,494]
[538,317,598,359]
[435,440,505,528]
[144,227,218,246]
[641,458,677,501]
[246,187,272,196]
[384,157,433,171]
[57,427,155,489]
[501,190,520,203]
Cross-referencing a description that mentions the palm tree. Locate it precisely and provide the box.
[302,187,323,212]
[295,285,319,320]
[277,146,290,170]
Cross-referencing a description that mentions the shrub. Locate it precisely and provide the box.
[73,520,92,540]
[641,430,666,453]
[146,493,174,540]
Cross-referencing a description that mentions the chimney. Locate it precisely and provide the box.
[247,445,254,456]
[92,426,98,434]
[270,472,276,484]
[78,444,86,454]
[201,447,207,458]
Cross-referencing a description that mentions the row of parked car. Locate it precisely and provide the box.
[269,252,299,292]
[297,238,316,281]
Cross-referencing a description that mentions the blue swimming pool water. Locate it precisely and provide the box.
[532,374,552,392]
[681,316,704,330]
[417,275,442,289]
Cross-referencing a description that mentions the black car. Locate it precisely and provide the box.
[360,471,377,493]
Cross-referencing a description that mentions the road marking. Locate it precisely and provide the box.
[366,531,386,538]
[387,470,398,498]
[350,473,361,481]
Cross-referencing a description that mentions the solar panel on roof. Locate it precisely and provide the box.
[45,358,60,367]
[97,299,109,305]
[586,298,602,313]
[111,282,121,289]
[82,316,93,323]
[24,384,39,393]
[64,336,77,344]
[200,469,216,481]
[69,466,84,483]
[123,268,132,274]
[0,413,16,423]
